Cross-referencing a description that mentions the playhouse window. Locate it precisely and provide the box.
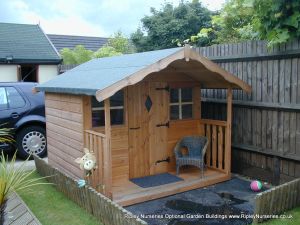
[170,88,193,120]
[91,90,124,127]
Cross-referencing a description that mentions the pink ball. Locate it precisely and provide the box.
[250,180,262,192]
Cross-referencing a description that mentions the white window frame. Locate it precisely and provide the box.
[170,88,193,119]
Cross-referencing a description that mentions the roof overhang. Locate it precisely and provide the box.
[95,45,251,102]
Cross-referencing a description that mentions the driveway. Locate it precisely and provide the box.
[126,177,265,225]
[2,151,47,171]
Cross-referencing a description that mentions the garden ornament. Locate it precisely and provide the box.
[77,179,86,188]
[75,148,97,176]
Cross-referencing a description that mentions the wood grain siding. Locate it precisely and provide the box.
[94,127,129,181]
[45,93,84,178]
[111,127,129,180]
[167,120,205,169]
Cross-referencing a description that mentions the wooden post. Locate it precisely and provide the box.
[225,87,232,174]
[184,44,191,62]
[103,98,112,198]
[193,86,201,120]
[82,96,92,146]
[273,156,281,185]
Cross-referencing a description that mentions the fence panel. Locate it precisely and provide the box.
[253,178,300,223]
[197,39,300,183]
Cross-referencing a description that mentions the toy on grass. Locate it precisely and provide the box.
[250,180,262,192]
[75,148,97,176]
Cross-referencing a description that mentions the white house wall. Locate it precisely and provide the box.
[38,65,58,83]
[0,65,18,82]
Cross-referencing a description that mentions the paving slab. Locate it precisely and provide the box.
[126,177,267,225]
[4,192,41,225]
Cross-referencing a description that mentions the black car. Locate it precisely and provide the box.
[0,82,46,158]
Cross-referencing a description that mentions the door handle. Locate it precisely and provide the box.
[11,112,19,119]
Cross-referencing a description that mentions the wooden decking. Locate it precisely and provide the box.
[4,192,41,225]
[113,167,230,206]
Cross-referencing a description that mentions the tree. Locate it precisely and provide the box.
[130,0,212,52]
[253,0,300,47]
[61,32,135,65]
[190,0,300,47]
[94,31,135,58]
[60,45,93,65]
[106,31,135,54]
[93,46,122,58]
[190,0,256,45]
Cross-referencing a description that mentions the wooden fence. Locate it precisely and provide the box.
[196,39,300,184]
[253,178,300,223]
[34,156,147,225]
[58,64,78,73]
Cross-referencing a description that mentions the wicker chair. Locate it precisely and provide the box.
[174,136,209,178]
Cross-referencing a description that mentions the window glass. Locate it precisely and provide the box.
[6,87,25,109]
[92,110,104,127]
[111,109,123,125]
[170,88,179,103]
[91,96,103,108]
[182,104,193,119]
[0,87,8,110]
[181,88,192,102]
[169,88,193,120]
[110,91,123,107]
[91,90,124,127]
[170,105,179,120]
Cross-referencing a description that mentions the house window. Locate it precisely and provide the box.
[170,88,193,120]
[91,90,124,127]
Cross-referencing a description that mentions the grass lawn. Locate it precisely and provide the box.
[17,171,101,225]
[256,207,300,225]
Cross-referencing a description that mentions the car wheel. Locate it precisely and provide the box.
[16,126,47,159]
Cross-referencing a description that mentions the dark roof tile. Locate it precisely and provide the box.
[47,34,108,52]
[0,23,61,64]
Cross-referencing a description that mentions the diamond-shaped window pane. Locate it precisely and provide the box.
[145,95,152,112]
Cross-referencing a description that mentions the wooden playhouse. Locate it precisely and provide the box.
[36,45,251,206]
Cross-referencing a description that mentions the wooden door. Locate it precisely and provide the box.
[128,82,169,178]
[149,82,169,175]
[128,82,150,178]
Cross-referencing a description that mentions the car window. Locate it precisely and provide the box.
[0,87,8,110]
[6,87,26,109]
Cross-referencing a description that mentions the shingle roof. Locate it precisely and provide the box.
[0,23,61,64]
[36,48,182,96]
[47,34,108,52]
